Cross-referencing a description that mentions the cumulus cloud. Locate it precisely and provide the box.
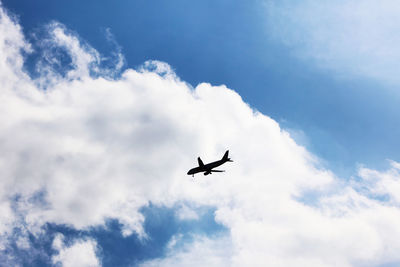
[140,235,232,267]
[265,0,400,85]
[1,3,400,267]
[52,234,100,267]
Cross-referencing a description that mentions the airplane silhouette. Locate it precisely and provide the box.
[187,150,233,177]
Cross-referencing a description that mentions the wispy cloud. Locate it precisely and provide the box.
[265,0,400,85]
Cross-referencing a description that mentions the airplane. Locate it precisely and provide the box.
[187,150,233,177]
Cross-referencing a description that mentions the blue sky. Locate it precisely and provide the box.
[5,0,400,177]
[2,0,400,266]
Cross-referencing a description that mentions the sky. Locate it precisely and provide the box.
[1,0,400,266]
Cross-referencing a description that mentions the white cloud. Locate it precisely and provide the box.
[48,22,100,79]
[52,234,100,267]
[175,204,199,221]
[0,5,31,89]
[15,235,30,250]
[140,235,233,267]
[265,0,400,85]
[1,4,400,267]
[358,161,400,204]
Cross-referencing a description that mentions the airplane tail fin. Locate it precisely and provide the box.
[198,157,204,167]
[222,150,233,162]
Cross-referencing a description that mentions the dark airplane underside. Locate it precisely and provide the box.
[187,150,232,177]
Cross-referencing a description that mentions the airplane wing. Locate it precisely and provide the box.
[211,170,225,172]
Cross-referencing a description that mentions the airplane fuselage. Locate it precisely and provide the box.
[187,150,232,176]
[187,159,225,175]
